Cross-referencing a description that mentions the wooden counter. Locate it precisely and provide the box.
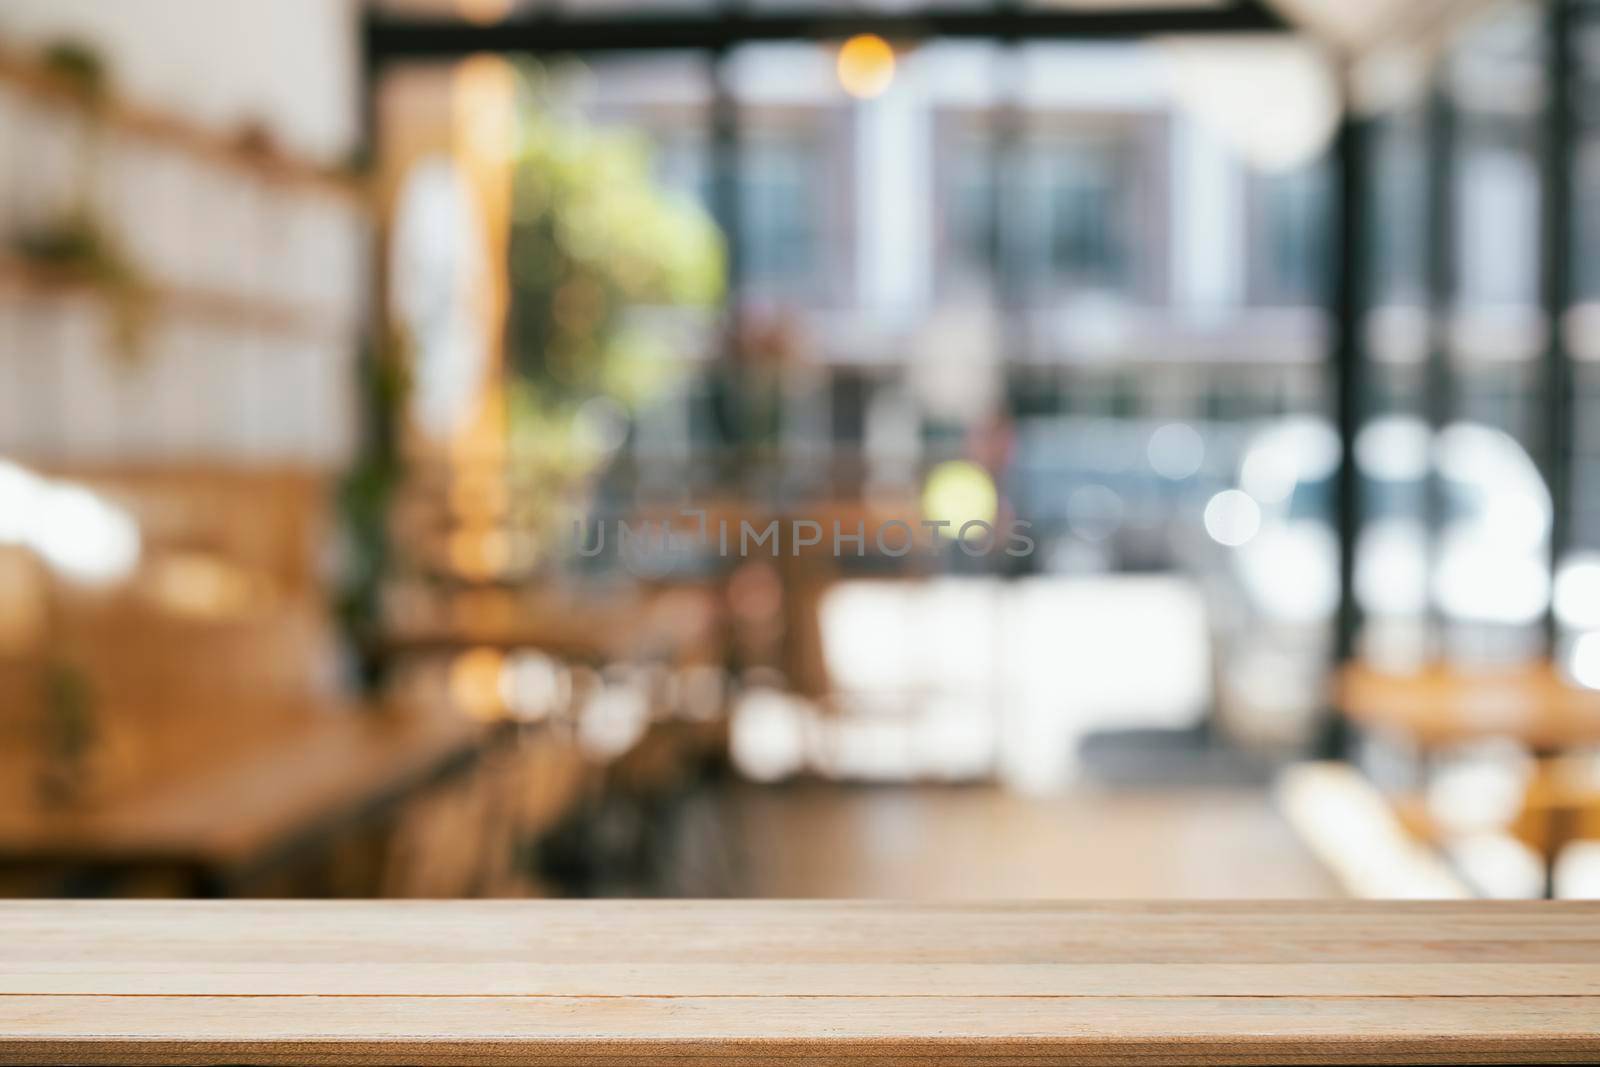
[2,900,1598,1065]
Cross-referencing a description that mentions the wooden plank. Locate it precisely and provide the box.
[6,960,1600,997]
[2,995,1600,1066]
[6,901,1600,968]
[1,902,1598,1065]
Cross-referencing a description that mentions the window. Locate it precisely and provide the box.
[740,132,822,293]
[1367,108,1427,306]
[1249,163,1328,306]
[941,125,999,290]
[1013,130,1136,294]
[938,111,1151,305]
[1045,144,1127,285]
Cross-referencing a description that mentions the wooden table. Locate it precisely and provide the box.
[1339,662,1600,894]
[0,706,493,895]
[1339,662,1600,752]
[2,900,1598,1065]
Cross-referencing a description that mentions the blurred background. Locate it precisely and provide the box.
[2,0,1599,900]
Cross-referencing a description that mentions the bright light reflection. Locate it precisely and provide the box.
[1433,546,1548,625]
[1555,840,1600,899]
[1556,556,1600,630]
[0,459,141,586]
[0,461,45,543]
[1204,489,1261,547]
[730,688,808,783]
[1570,632,1600,691]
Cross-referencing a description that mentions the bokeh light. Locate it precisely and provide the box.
[837,34,896,100]
[922,461,998,538]
[1204,490,1262,548]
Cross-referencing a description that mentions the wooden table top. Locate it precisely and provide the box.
[2,900,1598,1065]
[0,705,488,877]
[1339,661,1600,751]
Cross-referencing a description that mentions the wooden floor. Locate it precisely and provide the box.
[2,900,1598,1065]
[697,783,1339,898]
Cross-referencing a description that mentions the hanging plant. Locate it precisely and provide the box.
[35,658,98,807]
[334,330,411,693]
[40,40,111,107]
[12,40,154,362]
[15,215,154,361]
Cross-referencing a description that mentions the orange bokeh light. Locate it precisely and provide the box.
[836,34,896,100]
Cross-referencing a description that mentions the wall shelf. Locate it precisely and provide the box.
[0,254,353,344]
[0,47,363,203]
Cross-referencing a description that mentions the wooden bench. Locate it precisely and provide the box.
[2,900,1597,1064]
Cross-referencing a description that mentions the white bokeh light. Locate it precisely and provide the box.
[1146,422,1205,481]
[1204,490,1262,548]
[0,460,141,587]
[1570,632,1600,691]
[1556,556,1600,630]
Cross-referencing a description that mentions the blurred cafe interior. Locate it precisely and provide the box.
[3,0,1600,901]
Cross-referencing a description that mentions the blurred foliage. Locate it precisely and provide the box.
[18,41,150,360]
[41,39,110,107]
[15,213,153,362]
[36,659,97,806]
[335,331,410,692]
[506,72,724,462]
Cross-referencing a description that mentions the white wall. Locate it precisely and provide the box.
[0,0,359,165]
[0,0,368,467]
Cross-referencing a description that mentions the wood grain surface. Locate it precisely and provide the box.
[2,900,1599,1065]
